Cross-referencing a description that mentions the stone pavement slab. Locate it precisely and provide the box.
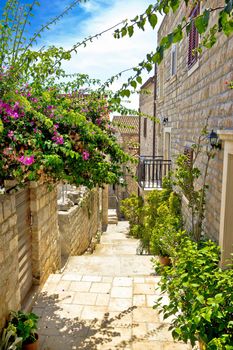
[33,220,192,350]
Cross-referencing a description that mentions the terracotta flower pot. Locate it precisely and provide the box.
[159,256,171,266]
[198,339,206,350]
[22,334,39,350]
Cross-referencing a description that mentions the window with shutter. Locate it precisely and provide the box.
[188,3,200,69]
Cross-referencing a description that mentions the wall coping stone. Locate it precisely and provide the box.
[218,129,233,142]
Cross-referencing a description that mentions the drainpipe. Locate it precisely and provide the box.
[152,64,157,158]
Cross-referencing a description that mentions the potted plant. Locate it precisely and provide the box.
[150,222,183,266]
[150,224,171,265]
[9,311,39,350]
[0,324,22,350]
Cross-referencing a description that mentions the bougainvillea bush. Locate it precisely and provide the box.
[0,0,135,189]
[0,81,131,188]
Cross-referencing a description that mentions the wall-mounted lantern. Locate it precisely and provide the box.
[162,117,168,126]
[208,130,222,150]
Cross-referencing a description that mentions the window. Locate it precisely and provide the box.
[188,3,200,69]
[143,118,147,137]
[171,44,177,76]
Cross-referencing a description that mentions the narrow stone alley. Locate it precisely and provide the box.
[33,221,191,350]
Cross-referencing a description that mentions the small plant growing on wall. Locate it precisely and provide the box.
[173,119,216,241]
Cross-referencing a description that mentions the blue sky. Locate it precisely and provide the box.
[1,0,162,109]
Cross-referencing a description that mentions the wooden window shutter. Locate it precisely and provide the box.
[184,146,193,167]
[188,3,200,68]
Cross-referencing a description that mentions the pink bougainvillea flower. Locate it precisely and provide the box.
[18,155,35,166]
[7,130,14,138]
[52,135,64,145]
[96,118,101,125]
[11,111,19,119]
[82,150,90,161]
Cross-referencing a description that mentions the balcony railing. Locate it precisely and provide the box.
[138,156,172,189]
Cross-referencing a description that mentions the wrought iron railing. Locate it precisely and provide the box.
[138,156,172,189]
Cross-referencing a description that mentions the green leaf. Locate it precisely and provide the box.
[128,25,134,37]
[136,76,142,84]
[130,80,137,89]
[170,0,180,12]
[196,295,205,304]
[202,309,212,322]
[148,14,158,29]
[173,24,183,43]
[194,9,210,34]
[219,10,233,36]
[121,27,127,37]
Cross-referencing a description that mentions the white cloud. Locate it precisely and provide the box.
[44,0,163,110]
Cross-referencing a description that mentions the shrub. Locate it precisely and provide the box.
[154,237,233,349]
[120,194,144,238]
[121,188,182,255]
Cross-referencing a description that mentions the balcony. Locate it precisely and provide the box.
[138,156,172,189]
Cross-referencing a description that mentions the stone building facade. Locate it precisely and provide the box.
[154,0,233,262]
[139,76,157,157]
[111,115,139,209]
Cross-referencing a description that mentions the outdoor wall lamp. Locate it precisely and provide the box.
[162,117,169,126]
[208,130,222,150]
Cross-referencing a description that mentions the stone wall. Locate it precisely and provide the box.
[0,194,20,329]
[156,0,233,241]
[139,77,156,157]
[30,182,61,286]
[0,183,61,328]
[59,188,100,257]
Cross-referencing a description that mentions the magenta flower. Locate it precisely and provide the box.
[82,150,90,161]
[12,112,19,119]
[7,130,14,138]
[18,155,35,166]
[52,135,64,145]
[96,118,102,125]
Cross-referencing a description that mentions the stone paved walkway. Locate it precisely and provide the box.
[33,221,192,350]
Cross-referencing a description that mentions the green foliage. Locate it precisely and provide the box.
[9,311,38,344]
[172,120,215,241]
[154,238,233,349]
[149,192,182,257]
[121,186,182,255]
[120,194,144,238]
[110,1,233,100]
[0,325,22,350]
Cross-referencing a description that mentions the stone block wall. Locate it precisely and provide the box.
[139,77,156,157]
[0,194,20,329]
[0,182,61,329]
[156,0,233,240]
[59,188,100,257]
[30,182,61,286]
